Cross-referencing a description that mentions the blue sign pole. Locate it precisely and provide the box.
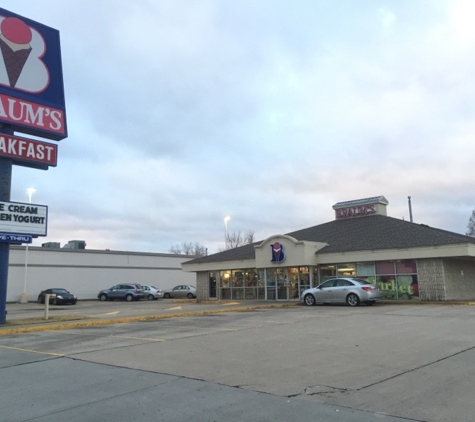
[0,125,12,324]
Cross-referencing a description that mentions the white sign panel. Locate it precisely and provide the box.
[0,200,47,236]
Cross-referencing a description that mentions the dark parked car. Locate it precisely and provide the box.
[301,278,384,307]
[37,288,77,305]
[162,285,197,299]
[97,284,145,302]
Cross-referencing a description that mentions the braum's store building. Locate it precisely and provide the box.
[183,196,475,302]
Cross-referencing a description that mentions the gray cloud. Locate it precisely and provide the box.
[4,0,475,253]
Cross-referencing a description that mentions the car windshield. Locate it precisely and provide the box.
[53,289,69,294]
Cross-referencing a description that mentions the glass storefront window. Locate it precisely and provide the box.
[356,262,375,277]
[375,260,418,300]
[320,265,336,281]
[337,263,356,276]
[266,269,276,300]
[396,260,417,274]
[221,271,231,288]
[245,270,257,287]
[375,261,396,275]
[299,267,310,297]
[214,260,419,302]
[313,266,319,287]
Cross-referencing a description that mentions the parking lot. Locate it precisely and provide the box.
[1,302,475,421]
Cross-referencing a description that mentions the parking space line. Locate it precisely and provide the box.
[111,335,166,342]
[0,344,64,357]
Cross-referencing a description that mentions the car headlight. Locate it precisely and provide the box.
[57,295,63,299]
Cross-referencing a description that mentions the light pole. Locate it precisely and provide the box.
[19,187,36,304]
[224,216,231,249]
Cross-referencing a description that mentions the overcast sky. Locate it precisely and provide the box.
[2,0,475,254]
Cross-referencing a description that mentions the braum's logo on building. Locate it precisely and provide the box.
[271,242,285,263]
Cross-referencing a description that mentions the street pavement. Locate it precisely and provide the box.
[1,300,475,421]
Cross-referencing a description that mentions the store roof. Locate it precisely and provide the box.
[185,215,475,265]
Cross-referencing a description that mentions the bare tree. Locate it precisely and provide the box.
[169,242,207,256]
[466,209,475,237]
[225,230,255,249]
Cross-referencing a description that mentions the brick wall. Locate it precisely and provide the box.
[418,258,475,301]
[195,271,209,302]
[442,258,475,301]
[417,259,447,301]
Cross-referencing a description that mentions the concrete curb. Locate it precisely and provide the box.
[0,302,300,336]
[1,300,474,336]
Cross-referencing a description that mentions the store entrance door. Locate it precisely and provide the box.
[275,269,289,300]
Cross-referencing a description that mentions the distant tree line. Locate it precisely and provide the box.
[169,230,255,256]
[169,242,207,256]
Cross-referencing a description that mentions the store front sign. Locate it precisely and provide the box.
[0,133,57,167]
[0,233,32,243]
[0,8,67,140]
[336,204,376,219]
[271,242,285,263]
[0,200,47,236]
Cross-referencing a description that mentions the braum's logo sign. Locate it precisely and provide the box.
[271,242,285,263]
[0,9,67,141]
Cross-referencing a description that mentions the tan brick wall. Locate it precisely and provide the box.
[442,259,475,300]
[195,271,209,302]
[417,259,446,301]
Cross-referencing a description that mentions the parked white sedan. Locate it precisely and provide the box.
[162,285,197,299]
[141,285,163,300]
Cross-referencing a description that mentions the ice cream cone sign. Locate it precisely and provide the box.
[0,7,66,140]
[0,17,32,88]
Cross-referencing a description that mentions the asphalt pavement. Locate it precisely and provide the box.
[1,299,301,335]
[1,300,475,422]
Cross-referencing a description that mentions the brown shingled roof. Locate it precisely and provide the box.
[185,215,475,265]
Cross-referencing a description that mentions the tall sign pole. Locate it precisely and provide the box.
[0,127,12,324]
[0,8,67,324]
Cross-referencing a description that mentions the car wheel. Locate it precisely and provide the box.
[164,293,171,298]
[52,298,58,305]
[147,294,155,300]
[304,294,316,306]
[125,294,134,302]
[366,301,375,306]
[346,293,360,307]
[37,296,43,304]
[99,294,108,301]
[187,293,194,299]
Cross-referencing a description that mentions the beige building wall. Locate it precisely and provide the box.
[7,246,196,302]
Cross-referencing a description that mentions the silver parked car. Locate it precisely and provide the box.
[142,285,163,300]
[97,283,145,302]
[301,277,383,307]
[162,285,197,299]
